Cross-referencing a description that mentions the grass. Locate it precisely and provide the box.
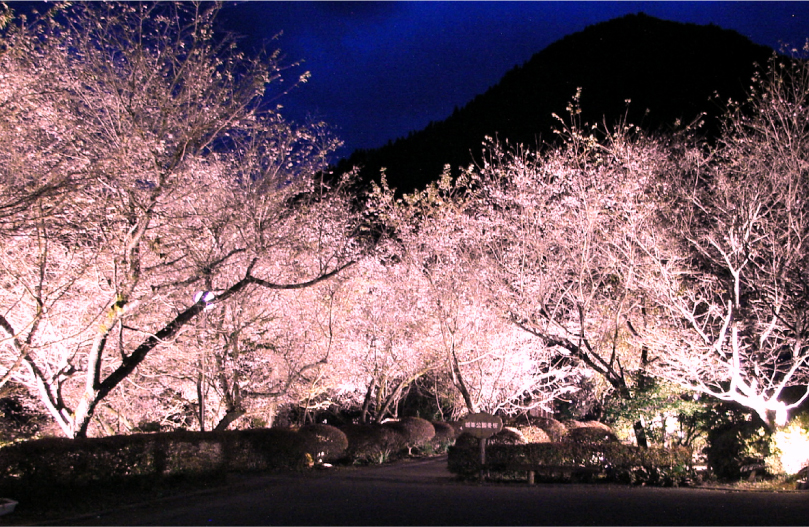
[713,475,802,492]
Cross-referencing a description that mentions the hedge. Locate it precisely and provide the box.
[448,440,694,486]
[0,427,347,495]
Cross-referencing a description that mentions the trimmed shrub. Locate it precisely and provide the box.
[563,419,590,429]
[488,427,527,446]
[0,432,226,490]
[566,426,619,444]
[534,417,568,442]
[340,424,404,463]
[224,428,306,472]
[448,440,694,486]
[297,424,348,463]
[520,426,551,443]
[0,427,320,497]
[446,421,464,437]
[580,420,614,432]
[431,421,456,443]
[383,417,435,453]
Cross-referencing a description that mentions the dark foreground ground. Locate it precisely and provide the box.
[12,456,809,525]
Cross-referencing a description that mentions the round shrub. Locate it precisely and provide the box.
[340,424,404,463]
[566,426,619,444]
[580,420,614,432]
[383,417,435,452]
[519,426,551,443]
[446,421,464,437]
[534,417,568,442]
[488,427,526,446]
[563,419,588,429]
[297,424,348,463]
[431,421,456,443]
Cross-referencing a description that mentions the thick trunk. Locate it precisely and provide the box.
[68,261,354,438]
[360,377,377,424]
[450,346,476,413]
[214,409,245,431]
[633,419,649,448]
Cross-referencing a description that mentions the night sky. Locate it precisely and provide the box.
[217,1,809,161]
[10,1,809,160]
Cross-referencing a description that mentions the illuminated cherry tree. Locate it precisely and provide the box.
[638,53,809,430]
[367,169,582,419]
[0,3,362,438]
[445,112,674,437]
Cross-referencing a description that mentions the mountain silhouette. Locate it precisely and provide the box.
[334,13,776,195]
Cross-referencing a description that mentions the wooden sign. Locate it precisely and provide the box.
[461,412,503,439]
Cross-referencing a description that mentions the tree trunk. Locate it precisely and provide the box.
[633,418,649,448]
[197,369,206,432]
[360,377,377,424]
[214,409,245,431]
[449,345,476,413]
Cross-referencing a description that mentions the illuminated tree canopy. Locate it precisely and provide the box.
[1,3,808,440]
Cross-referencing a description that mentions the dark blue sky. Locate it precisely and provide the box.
[218,1,809,160]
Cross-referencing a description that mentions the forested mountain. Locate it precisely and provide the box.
[334,13,775,194]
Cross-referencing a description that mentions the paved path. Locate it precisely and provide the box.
[56,456,809,525]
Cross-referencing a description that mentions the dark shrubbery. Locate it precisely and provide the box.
[0,426,348,496]
[431,421,456,443]
[689,402,771,481]
[297,424,349,462]
[453,432,479,449]
[226,428,306,472]
[383,417,435,453]
[566,426,619,444]
[340,424,405,463]
[0,419,458,497]
[448,440,694,486]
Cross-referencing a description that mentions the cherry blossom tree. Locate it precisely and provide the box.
[0,3,362,438]
[638,51,809,430]
[321,246,440,423]
[367,169,581,420]
[434,101,682,443]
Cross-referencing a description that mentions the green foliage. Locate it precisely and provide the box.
[765,412,809,475]
[698,402,771,480]
[603,379,701,446]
